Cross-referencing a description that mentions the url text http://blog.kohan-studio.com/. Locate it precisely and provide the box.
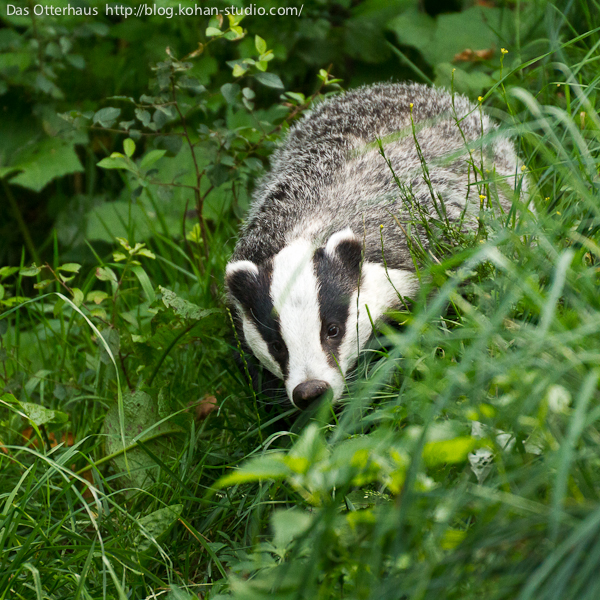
[5,2,304,18]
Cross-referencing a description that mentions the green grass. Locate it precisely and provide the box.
[1,6,600,600]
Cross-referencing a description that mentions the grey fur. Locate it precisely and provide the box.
[231,82,523,269]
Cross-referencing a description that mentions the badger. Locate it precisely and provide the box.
[226,82,523,409]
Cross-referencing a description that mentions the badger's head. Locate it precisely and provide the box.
[226,228,416,408]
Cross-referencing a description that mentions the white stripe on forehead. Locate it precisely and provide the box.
[270,238,316,313]
[270,239,343,401]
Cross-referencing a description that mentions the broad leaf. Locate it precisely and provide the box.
[254,72,284,89]
[7,138,83,192]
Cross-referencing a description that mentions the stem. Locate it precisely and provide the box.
[119,351,133,390]
[148,322,196,387]
[171,79,208,271]
[2,178,41,265]
[90,125,184,136]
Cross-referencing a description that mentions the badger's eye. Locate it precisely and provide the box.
[270,340,284,355]
[326,324,340,339]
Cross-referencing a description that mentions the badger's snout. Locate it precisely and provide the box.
[292,380,331,409]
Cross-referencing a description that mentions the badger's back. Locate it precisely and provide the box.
[232,82,521,269]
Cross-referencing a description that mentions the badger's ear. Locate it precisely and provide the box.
[225,260,259,309]
[325,227,362,272]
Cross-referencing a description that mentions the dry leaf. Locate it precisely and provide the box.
[22,427,75,448]
[453,48,494,62]
[80,469,95,499]
[189,395,218,421]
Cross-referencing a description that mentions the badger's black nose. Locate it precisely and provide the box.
[292,380,330,409]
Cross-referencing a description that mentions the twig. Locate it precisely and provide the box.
[2,178,41,266]
[171,78,209,269]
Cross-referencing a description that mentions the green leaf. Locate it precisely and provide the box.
[271,508,312,550]
[140,149,166,170]
[107,95,136,103]
[387,8,435,55]
[95,266,118,283]
[132,265,156,302]
[0,51,32,73]
[221,83,240,104]
[135,108,152,127]
[217,454,292,487]
[154,135,183,157]
[0,266,19,280]
[136,248,156,260]
[259,50,274,62]
[255,35,267,55]
[58,263,82,273]
[20,265,42,277]
[232,64,247,78]
[158,286,217,321]
[93,107,121,128]
[205,27,222,37]
[285,91,305,104]
[124,138,136,158]
[18,401,69,427]
[33,280,53,290]
[389,6,508,66]
[135,504,183,553]
[243,157,263,172]
[206,163,230,187]
[87,290,109,304]
[7,138,84,193]
[422,436,478,467]
[102,390,181,492]
[24,370,52,397]
[254,72,284,89]
[178,77,205,95]
[72,288,84,307]
[97,155,135,172]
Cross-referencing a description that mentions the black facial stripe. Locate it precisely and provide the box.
[314,246,361,368]
[227,269,260,310]
[243,265,289,378]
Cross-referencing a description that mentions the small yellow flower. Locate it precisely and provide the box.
[479,194,487,201]
[556,211,561,215]
[521,165,527,171]
[501,48,508,55]
[380,224,384,229]
[478,96,483,102]
[409,103,414,109]
[545,197,550,201]
[557,83,561,87]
